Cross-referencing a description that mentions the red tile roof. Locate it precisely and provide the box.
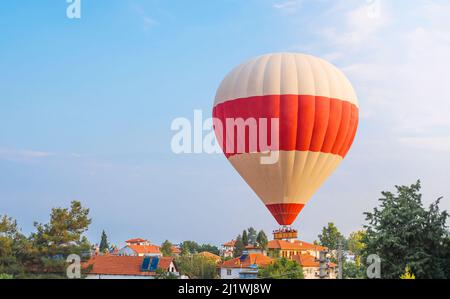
[245,245,260,250]
[171,246,181,254]
[83,256,174,276]
[220,253,273,269]
[291,254,337,268]
[126,238,148,243]
[128,244,161,255]
[222,240,236,247]
[268,239,327,251]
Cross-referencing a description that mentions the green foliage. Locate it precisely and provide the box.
[342,261,365,279]
[362,181,449,279]
[318,222,345,251]
[99,230,110,253]
[232,228,268,254]
[198,244,220,256]
[256,230,268,250]
[233,235,245,257]
[258,258,304,279]
[179,241,219,256]
[175,254,218,279]
[1,201,92,278]
[347,231,366,255]
[0,215,30,277]
[28,201,92,277]
[347,230,366,265]
[161,240,173,257]
[0,273,13,279]
[154,268,178,279]
[242,230,249,246]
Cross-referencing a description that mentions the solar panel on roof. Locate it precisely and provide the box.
[141,256,151,271]
[149,257,159,271]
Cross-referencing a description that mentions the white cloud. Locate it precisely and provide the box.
[0,148,52,162]
[273,0,302,14]
[300,1,450,152]
[319,1,391,51]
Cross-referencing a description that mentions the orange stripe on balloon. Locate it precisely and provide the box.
[212,95,358,158]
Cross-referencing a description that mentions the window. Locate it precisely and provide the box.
[227,269,232,276]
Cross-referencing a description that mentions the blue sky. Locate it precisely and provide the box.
[1,0,449,247]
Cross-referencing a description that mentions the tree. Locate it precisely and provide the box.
[175,254,218,279]
[342,260,365,279]
[256,230,268,251]
[29,201,92,277]
[242,230,249,246]
[0,215,30,277]
[198,244,220,255]
[247,227,257,246]
[179,241,219,256]
[233,235,245,257]
[318,222,344,252]
[161,240,173,257]
[180,240,199,255]
[154,268,178,279]
[258,258,304,279]
[99,230,110,253]
[347,230,366,265]
[362,181,449,279]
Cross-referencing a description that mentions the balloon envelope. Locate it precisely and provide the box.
[213,53,359,225]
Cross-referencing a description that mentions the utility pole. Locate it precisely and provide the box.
[319,250,327,279]
[338,239,343,279]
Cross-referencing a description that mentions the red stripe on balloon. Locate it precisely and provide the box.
[265,203,305,226]
[212,95,358,158]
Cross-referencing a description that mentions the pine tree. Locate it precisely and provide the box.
[242,230,248,246]
[99,230,110,253]
[233,235,245,257]
[29,201,92,278]
[256,230,268,250]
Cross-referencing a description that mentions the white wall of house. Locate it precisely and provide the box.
[220,268,243,279]
[303,267,319,279]
[302,267,337,279]
[220,246,234,258]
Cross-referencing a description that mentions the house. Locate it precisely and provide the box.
[125,238,150,246]
[220,239,236,258]
[170,245,182,256]
[219,253,273,279]
[245,245,264,255]
[198,251,222,263]
[291,254,337,279]
[84,255,178,279]
[118,238,162,257]
[267,239,327,259]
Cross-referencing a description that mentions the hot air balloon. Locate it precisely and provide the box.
[212,53,359,229]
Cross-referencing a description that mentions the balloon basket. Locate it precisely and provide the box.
[273,226,298,241]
